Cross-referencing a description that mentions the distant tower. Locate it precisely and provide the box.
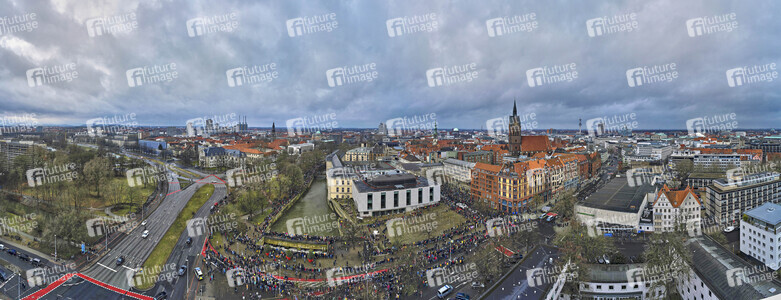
[509,99,522,157]
[271,122,276,139]
[578,118,582,135]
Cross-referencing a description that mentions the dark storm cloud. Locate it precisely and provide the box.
[0,0,778,129]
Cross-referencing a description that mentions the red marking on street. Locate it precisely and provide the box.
[166,189,181,196]
[22,273,76,300]
[495,245,515,257]
[196,174,226,185]
[23,273,152,300]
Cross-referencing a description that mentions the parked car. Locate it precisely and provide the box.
[603,254,610,264]
[471,282,485,289]
[18,253,29,261]
[723,226,735,233]
[0,244,4,250]
[31,258,41,266]
[6,249,16,256]
[194,267,203,280]
[455,292,471,300]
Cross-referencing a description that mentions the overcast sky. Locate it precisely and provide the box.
[0,0,778,130]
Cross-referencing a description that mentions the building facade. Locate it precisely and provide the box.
[351,173,440,217]
[652,186,701,233]
[741,202,781,270]
[704,172,781,223]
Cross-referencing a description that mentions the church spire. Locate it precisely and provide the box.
[513,98,518,116]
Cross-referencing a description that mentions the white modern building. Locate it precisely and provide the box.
[704,172,781,223]
[351,173,440,217]
[741,202,781,270]
[652,186,701,233]
[636,142,673,161]
[442,158,475,185]
[286,142,314,155]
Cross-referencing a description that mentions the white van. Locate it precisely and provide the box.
[437,285,453,298]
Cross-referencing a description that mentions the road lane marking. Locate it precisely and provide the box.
[97,262,117,273]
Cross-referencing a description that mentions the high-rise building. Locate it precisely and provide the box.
[186,121,195,137]
[378,122,387,135]
[508,100,522,157]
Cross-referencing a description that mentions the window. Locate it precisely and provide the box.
[419,189,423,204]
[429,187,434,202]
[406,190,411,206]
[381,193,386,209]
[367,194,373,210]
[394,191,399,207]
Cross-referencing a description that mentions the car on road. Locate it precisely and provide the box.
[186,237,192,245]
[154,291,167,300]
[0,244,4,250]
[471,282,485,289]
[456,292,471,300]
[18,253,29,261]
[31,258,41,266]
[178,265,187,276]
[194,267,203,280]
[6,249,16,256]
[723,226,735,233]
[141,220,147,226]
[437,285,453,298]
[116,256,125,266]
[142,230,150,239]
[539,214,547,219]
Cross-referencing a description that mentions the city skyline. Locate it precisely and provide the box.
[0,0,778,129]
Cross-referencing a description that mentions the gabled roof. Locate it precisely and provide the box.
[654,185,701,208]
[521,135,551,152]
[475,162,501,173]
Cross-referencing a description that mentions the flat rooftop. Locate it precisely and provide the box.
[353,174,430,193]
[745,202,781,225]
[580,178,653,213]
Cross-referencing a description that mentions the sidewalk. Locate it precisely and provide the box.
[0,236,69,267]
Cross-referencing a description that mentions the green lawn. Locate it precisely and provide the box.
[134,184,214,290]
[387,205,467,245]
